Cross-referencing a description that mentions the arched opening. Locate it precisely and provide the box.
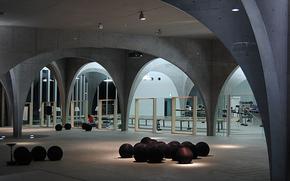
[23,66,62,127]
[128,58,206,135]
[215,66,263,136]
[68,62,121,130]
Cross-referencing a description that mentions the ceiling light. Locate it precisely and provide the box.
[139,11,146,21]
[0,12,5,15]
[98,23,104,30]
[155,29,162,36]
[232,8,240,12]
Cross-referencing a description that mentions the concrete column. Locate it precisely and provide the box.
[152,98,157,134]
[98,100,102,129]
[105,78,109,115]
[171,97,176,133]
[113,89,118,130]
[46,69,51,127]
[134,99,139,132]
[79,75,83,119]
[39,70,44,126]
[29,82,34,126]
[76,78,79,122]
[84,81,88,121]
[226,95,231,137]
[192,96,197,135]
[53,79,57,126]
[1,87,5,127]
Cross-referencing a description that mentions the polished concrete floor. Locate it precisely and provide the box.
[0,127,269,181]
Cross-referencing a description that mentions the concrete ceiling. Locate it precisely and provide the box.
[0,0,213,37]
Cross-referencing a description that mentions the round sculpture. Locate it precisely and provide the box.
[196,142,210,157]
[176,146,193,164]
[14,146,32,165]
[163,144,172,158]
[64,123,71,130]
[168,141,181,161]
[133,143,148,162]
[140,137,152,144]
[55,124,62,131]
[181,141,198,159]
[82,123,92,131]
[31,146,46,161]
[156,141,167,155]
[146,142,164,163]
[82,123,87,130]
[47,146,63,161]
[119,143,134,158]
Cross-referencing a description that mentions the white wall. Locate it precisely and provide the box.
[130,71,179,116]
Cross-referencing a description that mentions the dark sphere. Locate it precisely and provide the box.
[14,146,32,165]
[133,143,148,162]
[55,124,62,131]
[196,142,210,157]
[84,124,92,131]
[156,141,167,155]
[163,144,172,158]
[176,147,193,164]
[47,146,63,161]
[140,137,152,144]
[82,123,87,130]
[168,141,181,161]
[31,146,46,161]
[64,123,71,130]
[119,143,134,158]
[181,141,198,159]
[146,143,164,163]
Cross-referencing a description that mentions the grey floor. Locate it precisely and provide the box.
[0,127,270,181]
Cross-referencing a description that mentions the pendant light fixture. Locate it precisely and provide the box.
[139,11,146,21]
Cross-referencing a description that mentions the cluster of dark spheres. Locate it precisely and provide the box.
[13,145,63,165]
[119,137,210,164]
[55,123,72,131]
[81,123,93,131]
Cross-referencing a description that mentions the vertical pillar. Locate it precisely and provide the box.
[105,77,109,116]
[113,89,118,130]
[41,102,45,126]
[46,69,51,127]
[226,95,231,137]
[70,101,74,127]
[1,87,5,127]
[79,75,83,120]
[53,79,57,126]
[76,78,79,122]
[98,100,102,129]
[39,70,44,126]
[134,99,139,132]
[29,82,34,126]
[83,76,88,120]
[152,98,157,134]
[171,97,176,133]
[192,96,197,135]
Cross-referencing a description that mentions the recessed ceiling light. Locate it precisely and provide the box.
[139,11,146,21]
[0,12,5,15]
[232,8,240,12]
[98,23,104,30]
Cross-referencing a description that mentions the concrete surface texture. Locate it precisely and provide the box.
[0,128,269,181]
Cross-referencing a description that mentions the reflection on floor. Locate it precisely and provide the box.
[0,127,269,181]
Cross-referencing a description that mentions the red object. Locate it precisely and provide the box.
[88,115,94,123]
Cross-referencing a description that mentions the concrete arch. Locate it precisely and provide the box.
[65,62,120,126]
[161,1,288,180]
[127,58,209,133]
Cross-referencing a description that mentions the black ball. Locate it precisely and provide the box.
[176,147,193,164]
[156,141,167,155]
[31,146,46,161]
[146,143,164,163]
[181,141,198,159]
[83,123,92,131]
[119,143,134,158]
[14,147,32,165]
[55,124,62,131]
[47,146,63,161]
[64,123,71,130]
[163,144,172,158]
[168,141,180,161]
[133,143,148,162]
[196,142,210,157]
[140,137,151,144]
[82,123,87,130]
